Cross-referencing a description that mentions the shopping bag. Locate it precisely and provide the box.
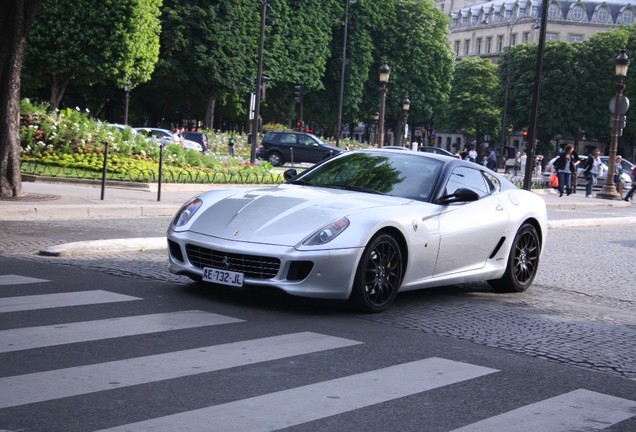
[549,173,559,188]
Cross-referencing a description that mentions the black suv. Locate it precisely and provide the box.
[256,131,343,166]
[181,131,209,153]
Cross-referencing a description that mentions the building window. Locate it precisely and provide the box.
[568,34,583,42]
[454,40,460,56]
[548,3,560,19]
[546,32,559,40]
[486,36,492,53]
[523,31,530,42]
[572,5,584,21]
[464,39,470,56]
[511,33,518,46]
[476,38,482,54]
[623,9,634,24]
[598,7,609,23]
[497,35,504,52]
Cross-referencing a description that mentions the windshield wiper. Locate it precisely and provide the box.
[322,183,385,195]
[289,179,312,186]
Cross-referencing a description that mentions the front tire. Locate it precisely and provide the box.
[488,223,540,292]
[350,234,403,313]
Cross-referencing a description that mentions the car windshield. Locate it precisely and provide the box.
[291,151,444,201]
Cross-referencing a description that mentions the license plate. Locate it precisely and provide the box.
[202,267,244,287]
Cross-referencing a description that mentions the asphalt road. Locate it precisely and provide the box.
[0,207,635,431]
[0,255,635,432]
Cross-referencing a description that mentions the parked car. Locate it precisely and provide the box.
[167,148,547,313]
[544,155,633,187]
[417,145,457,157]
[181,131,209,153]
[256,131,343,166]
[134,127,203,152]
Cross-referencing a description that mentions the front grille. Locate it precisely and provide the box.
[186,244,281,279]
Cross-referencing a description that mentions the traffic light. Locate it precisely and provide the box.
[294,85,303,104]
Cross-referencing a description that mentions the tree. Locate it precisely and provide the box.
[382,0,454,146]
[0,0,43,198]
[23,0,162,110]
[147,0,259,129]
[444,57,500,150]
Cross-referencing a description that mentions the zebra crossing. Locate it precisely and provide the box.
[1,273,635,431]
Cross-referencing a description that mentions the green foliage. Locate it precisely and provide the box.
[18,99,277,183]
[23,0,162,108]
[444,57,500,142]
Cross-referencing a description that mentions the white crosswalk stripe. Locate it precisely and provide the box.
[0,290,140,312]
[0,274,50,285]
[449,389,636,432]
[0,310,242,353]
[1,277,635,432]
[0,331,362,409]
[96,358,498,432]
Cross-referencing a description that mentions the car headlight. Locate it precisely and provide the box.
[172,197,203,227]
[302,218,350,246]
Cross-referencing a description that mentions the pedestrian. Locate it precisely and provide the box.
[460,147,469,160]
[583,148,603,198]
[486,147,497,171]
[519,151,527,177]
[553,143,576,197]
[468,147,478,163]
[624,164,636,202]
[228,136,235,157]
[571,149,580,193]
[613,155,625,199]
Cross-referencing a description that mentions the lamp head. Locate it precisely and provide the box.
[379,62,391,83]
[615,48,630,78]
[402,95,410,111]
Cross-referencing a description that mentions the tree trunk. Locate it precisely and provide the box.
[204,94,216,130]
[0,0,43,198]
[49,72,74,110]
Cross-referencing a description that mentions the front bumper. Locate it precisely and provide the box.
[167,230,363,300]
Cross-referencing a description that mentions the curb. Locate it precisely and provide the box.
[39,237,167,256]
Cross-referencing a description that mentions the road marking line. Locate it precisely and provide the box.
[0,290,140,313]
[0,274,50,286]
[96,358,498,432]
[449,389,636,432]
[0,332,361,409]
[0,310,243,353]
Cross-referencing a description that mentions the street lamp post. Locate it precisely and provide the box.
[123,80,132,126]
[597,49,630,200]
[250,0,268,164]
[402,95,410,146]
[378,62,390,147]
[336,0,356,147]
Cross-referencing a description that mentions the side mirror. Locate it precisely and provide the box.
[438,188,480,205]
[283,169,298,181]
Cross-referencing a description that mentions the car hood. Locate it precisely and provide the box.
[188,184,409,246]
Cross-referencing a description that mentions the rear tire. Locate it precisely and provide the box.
[488,223,540,292]
[267,152,283,166]
[350,234,403,313]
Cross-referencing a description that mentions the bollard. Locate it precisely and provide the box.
[100,142,109,200]
[157,143,164,201]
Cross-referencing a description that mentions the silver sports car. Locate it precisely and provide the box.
[167,148,547,313]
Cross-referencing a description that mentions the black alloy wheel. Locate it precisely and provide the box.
[351,234,403,313]
[488,223,540,292]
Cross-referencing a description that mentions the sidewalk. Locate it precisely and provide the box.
[1,177,634,256]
